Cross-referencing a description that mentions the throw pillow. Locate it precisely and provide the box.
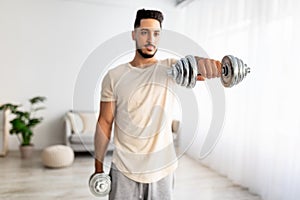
[79,112,98,133]
[67,112,84,133]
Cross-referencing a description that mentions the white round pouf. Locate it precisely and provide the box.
[42,145,74,168]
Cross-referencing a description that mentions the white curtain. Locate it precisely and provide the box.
[181,0,300,200]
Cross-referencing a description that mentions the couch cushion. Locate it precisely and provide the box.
[78,112,98,133]
[67,112,84,133]
[69,132,94,144]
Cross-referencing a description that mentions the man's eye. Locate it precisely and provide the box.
[141,31,148,35]
[154,32,160,37]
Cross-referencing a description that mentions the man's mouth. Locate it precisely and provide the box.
[145,44,155,51]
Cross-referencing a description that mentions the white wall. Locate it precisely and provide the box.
[179,1,300,200]
[0,0,186,150]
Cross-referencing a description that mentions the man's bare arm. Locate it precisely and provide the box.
[94,101,115,173]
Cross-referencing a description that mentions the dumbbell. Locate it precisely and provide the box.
[89,173,111,197]
[167,55,251,88]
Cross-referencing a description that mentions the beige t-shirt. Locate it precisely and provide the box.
[101,58,178,183]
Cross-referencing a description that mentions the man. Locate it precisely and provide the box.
[94,9,221,200]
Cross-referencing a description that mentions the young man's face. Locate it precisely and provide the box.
[133,18,161,58]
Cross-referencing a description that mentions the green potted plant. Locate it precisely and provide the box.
[0,96,46,158]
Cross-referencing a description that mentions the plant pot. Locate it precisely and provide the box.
[19,145,34,159]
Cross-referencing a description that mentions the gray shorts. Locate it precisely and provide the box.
[109,163,174,200]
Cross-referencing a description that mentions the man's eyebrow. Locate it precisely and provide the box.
[139,28,161,31]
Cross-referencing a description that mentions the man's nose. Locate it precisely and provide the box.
[147,33,156,43]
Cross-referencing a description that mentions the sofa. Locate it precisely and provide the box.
[0,109,9,156]
[64,110,180,153]
[64,110,114,153]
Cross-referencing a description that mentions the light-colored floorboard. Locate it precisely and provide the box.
[0,151,261,200]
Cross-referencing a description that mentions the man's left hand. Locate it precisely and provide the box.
[195,56,222,81]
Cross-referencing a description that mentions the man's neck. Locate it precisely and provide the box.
[130,51,157,68]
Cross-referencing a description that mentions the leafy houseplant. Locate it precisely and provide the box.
[0,96,46,157]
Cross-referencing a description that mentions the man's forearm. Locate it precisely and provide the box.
[94,121,112,173]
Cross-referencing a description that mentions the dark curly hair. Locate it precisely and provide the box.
[134,9,164,28]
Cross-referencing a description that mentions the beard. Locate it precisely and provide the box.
[136,42,158,58]
[137,48,157,58]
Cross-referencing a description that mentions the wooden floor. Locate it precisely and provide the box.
[0,151,262,200]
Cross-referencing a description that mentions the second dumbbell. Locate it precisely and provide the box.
[89,173,111,197]
[167,55,251,88]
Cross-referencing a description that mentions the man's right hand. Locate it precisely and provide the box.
[94,159,104,174]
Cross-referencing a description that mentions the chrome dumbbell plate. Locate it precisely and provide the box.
[186,55,198,88]
[168,55,197,88]
[221,55,250,87]
[89,173,111,197]
[221,55,235,87]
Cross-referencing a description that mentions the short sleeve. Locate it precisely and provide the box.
[170,58,178,66]
[101,72,116,102]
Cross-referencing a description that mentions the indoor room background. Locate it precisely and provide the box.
[1,0,300,200]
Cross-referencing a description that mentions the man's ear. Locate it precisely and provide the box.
[132,30,136,41]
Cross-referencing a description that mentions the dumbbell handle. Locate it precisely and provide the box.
[197,63,232,76]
